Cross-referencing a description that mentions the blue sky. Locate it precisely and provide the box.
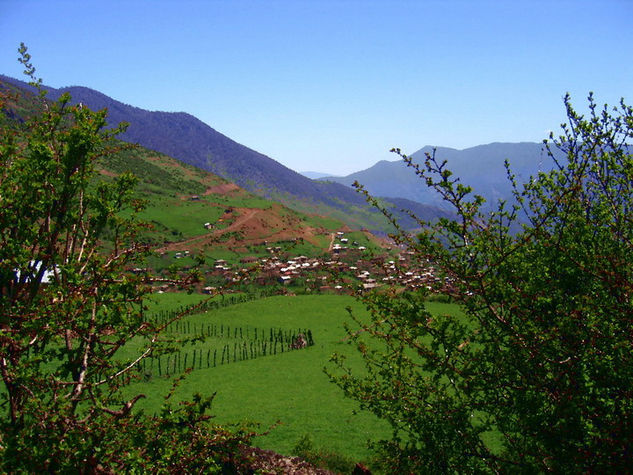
[1,0,632,175]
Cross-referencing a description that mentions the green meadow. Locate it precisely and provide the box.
[125,293,464,464]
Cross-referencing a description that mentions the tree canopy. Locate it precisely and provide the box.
[329,93,633,473]
[0,45,252,472]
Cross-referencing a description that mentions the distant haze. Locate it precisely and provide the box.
[300,171,338,180]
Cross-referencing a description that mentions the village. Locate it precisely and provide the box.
[174,231,459,296]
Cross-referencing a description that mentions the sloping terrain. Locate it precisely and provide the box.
[0,75,367,206]
[0,75,449,232]
[97,145,366,265]
[0,80,388,267]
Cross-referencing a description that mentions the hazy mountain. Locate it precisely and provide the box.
[320,143,558,209]
[300,171,337,180]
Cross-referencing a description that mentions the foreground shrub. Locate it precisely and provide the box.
[0,45,252,472]
[329,94,633,472]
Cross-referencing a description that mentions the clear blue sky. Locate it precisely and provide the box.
[1,0,632,175]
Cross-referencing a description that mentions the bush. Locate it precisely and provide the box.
[328,94,633,472]
[0,45,253,472]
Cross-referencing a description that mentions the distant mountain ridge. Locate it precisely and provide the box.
[320,142,558,209]
[300,171,336,180]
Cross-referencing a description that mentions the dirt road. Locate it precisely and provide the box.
[156,208,258,253]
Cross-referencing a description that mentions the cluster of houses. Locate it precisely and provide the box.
[173,250,190,259]
[158,231,456,295]
[331,231,367,253]
[196,232,456,295]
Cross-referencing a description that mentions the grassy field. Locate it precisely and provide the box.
[126,293,464,466]
[204,192,274,210]
[281,198,395,234]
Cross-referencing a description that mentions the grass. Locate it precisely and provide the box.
[140,199,226,239]
[284,199,395,233]
[97,145,350,263]
[127,293,464,466]
[300,213,344,231]
[99,147,208,196]
[203,192,274,210]
[143,291,209,313]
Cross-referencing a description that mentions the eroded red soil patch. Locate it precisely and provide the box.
[203,183,240,195]
[157,205,326,253]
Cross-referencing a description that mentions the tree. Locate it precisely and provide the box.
[328,94,633,473]
[0,45,252,472]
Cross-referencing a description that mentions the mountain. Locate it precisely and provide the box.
[0,75,364,207]
[319,143,558,209]
[0,78,342,249]
[0,79,392,270]
[1,75,449,232]
[300,171,337,179]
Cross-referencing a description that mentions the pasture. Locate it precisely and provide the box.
[130,293,463,464]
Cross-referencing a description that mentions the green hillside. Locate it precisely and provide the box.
[95,145,392,295]
[97,146,356,265]
[1,75,446,234]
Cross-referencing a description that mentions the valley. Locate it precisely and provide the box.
[2,2,629,472]
[2,68,622,474]
[0,75,516,471]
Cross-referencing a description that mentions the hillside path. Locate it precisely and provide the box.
[156,208,259,253]
[326,232,335,252]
